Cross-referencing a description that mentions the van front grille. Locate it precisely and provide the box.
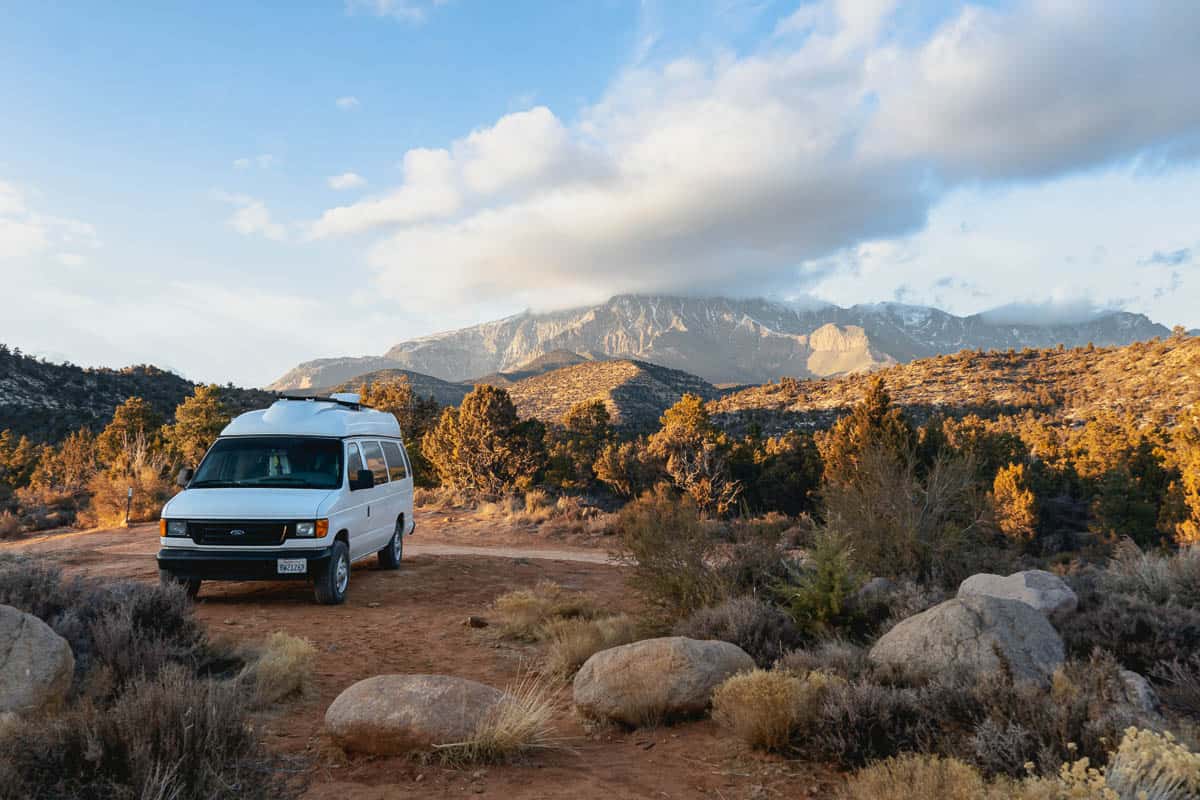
[190,521,288,547]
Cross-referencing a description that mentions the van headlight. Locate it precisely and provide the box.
[295,520,328,538]
[164,520,189,537]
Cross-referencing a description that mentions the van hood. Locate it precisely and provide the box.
[163,488,336,520]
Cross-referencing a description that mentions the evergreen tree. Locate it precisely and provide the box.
[164,384,229,466]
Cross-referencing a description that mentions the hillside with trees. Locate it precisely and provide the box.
[0,343,273,442]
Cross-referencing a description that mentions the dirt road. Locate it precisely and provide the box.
[3,511,834,799]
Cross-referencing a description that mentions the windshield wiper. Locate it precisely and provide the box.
[188,479,244,488]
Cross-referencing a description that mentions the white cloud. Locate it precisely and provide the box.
[308,148,461,238]
[218,192,287,241]
[327,171,367,190]
[344,0,446,24]
[57,252,87,267]
[306,0,1200,317]
[335,95,360,110]
[233,154,279,169]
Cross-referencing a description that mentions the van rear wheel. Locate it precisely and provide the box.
[378,519,404,570]
[159,570,201,600]
[314,541,350,605]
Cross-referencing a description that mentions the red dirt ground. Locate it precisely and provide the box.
[2,511,840,799]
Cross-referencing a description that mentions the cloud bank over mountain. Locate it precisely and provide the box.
[309,0,1200,310]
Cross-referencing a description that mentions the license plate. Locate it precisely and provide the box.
[277,558,307,575]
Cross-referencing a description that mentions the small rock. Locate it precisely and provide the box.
[367,602,381,608]
[463,615,489,628]
[1118,669,1159,715]
[325,674,505,756]
[573,637,754,725]
[223,618,236,625]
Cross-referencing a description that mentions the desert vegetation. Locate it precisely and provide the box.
[0,555,303,799]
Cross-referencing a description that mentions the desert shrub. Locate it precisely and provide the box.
[593,439,662,500]
[962,655,1142,777]
[837,753,993,800]
[1100,539,1200,609]
[1102,727,1200,800]
[0,556,210,695]
[241,631,317,708]
[673,596,803,667]
[0,665,288,800]
[493,581,598,641]
[778,640,872,681]
[79,463,174,528]
[711,669,802,751]
[839,728,1200,800]
[0,510,19,538]
[542,614,640,677]
[435,672,564,764]
[614,485,725,618]
[712,669,836,751]
[852,578,948,637]
[1063,574,1200,674]
[1152,655,1200,719]
[821,443,999,587]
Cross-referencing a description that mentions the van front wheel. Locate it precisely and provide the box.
[314,541,350,605]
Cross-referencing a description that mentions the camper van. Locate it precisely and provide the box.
[156,394,415,604]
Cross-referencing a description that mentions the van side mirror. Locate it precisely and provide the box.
[176,468,194,488]
[349,469,374,491]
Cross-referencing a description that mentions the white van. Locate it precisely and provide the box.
[157,394,415,604]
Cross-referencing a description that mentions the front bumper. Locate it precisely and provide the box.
[156,545,334,581]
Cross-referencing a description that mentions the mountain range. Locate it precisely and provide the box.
[268,295,1171,390]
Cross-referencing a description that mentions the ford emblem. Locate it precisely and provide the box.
[230,528,246,537]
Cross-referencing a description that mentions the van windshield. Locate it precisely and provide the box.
[190,437,343,490]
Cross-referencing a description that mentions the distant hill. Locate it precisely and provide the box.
[471,349,596,387]
[269,294,1172,389]
[0,345,274,442]
[711,335,1200,435]
[506,359,718,432]
[296,368,472,408]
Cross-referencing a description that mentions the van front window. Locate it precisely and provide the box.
[190,437,343,490]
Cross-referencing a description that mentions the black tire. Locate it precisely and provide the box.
[159,570,201,599]
[314,540,350,605]
[378,518,404,570]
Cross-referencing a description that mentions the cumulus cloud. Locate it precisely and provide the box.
[977,298,1112,327]
[335,95,360,110]
[328,172,367,191]
[219,192,287,241]
[308,0,1200,310]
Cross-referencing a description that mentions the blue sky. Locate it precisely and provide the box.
[2,1,1198,386]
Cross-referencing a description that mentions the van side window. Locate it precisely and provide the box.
[381,441,408,481]
[361,441,389,484]
[346,443,365,482]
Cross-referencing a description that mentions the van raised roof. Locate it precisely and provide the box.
[220,396,402,439]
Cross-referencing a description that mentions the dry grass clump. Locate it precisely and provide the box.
[542,614,639,677]
[1153,655,1200,718]
[837,753,997,800]
[435,672,567,764]
[241,631,318,708]
[493,581,598,641]
[711,669,842,752]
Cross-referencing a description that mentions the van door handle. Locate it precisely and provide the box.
[367,505,370,518]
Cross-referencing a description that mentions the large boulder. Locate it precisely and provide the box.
[573,636,754,725]
[869,594,1065,686]
[957,570,1078,616]
[325,674,504,755]
[0,604,74,713]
